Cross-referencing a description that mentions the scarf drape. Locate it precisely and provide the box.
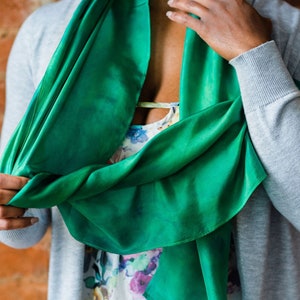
[0,0,266,298]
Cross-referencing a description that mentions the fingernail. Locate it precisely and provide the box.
[168,0,174,4]
[166,11,173,18]
[31,217,39,225]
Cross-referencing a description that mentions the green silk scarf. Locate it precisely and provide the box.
[0,0,266,298]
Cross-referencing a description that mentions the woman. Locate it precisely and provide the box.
[1,0,300,299]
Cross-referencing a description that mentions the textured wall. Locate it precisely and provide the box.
[0,1,55,299]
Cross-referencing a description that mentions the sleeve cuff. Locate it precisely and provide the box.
[229,41,299,113]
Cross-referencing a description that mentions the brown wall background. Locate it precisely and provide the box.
[0,1,55,299]
[1,1,300,300]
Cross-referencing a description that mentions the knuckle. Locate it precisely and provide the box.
[187,0,197,9]
[180,13,189,25]
[210,1,226,13]
[18,178,29,190]
[19,176,29,187]
[13,177,24,189]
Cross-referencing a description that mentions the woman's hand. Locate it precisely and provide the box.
[166,0,272,60]
[0,173,38,230]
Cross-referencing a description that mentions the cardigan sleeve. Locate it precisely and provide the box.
[0,14,51,249]
[230,0,300,230]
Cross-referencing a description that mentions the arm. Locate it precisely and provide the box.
[0,0,80,247]
[230,43,300,230]
[0,15,51,248]
[226,1,300,230]
[167,0,300,229]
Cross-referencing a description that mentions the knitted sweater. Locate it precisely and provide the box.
[1,0,300,299]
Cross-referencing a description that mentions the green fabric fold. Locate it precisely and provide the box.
[0,0,266,298]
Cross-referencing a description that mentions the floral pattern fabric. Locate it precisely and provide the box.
[83,247,163,300]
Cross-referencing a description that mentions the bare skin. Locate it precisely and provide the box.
[0,0,272,230]
[166,0,272,61]
[133,0,186,124]
[0,174,36,229]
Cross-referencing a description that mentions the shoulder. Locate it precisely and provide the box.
[253,0,300,80]
[12,0,81,85]
[20,0,80,42]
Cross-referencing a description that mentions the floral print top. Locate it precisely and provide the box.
[82,103,241,299]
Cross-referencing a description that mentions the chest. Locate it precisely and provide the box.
[133,1,186,124]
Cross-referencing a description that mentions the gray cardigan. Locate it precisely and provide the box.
[1,0,300,299]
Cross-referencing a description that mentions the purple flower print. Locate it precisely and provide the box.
[130,271,152,294]
[144,261,157,275]
[126,127,148,144]
[144,249,162,275]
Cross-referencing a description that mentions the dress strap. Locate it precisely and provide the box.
[136,101,179,109]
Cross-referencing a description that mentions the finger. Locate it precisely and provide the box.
[0,173,29,190]
[0,189,18,205]
[168,0,208,19]
[0,205,26,218]
[0,217,39,230]
[166,10,204,33]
